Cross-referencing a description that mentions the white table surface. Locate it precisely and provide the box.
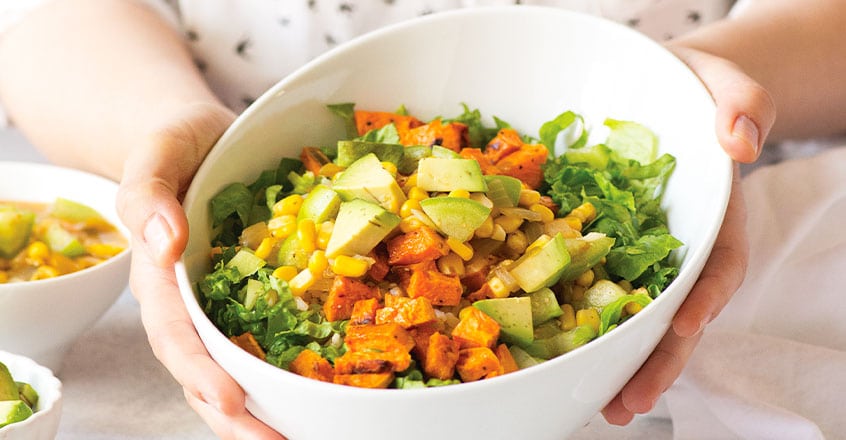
[1,127,671,440]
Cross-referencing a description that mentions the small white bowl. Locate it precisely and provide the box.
[0,162,131,373]
[0,350,62,440]
[176,6,731,440]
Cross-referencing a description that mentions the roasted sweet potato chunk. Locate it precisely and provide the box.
[376,295,437,328]
[400,119,469,152]
[349,298,382,326]
[387,226,449,265]
[354,110,423,136]
[494,343,519,375]
[229,332,266,361]
[451,307,501,349]
[456,347,501,382]
[333,372,395,389]
[289,349,334,382]
[423,332,460,380]
[334,350,412,374]
[484,128,524,163]
[323,276,381,322]
[344,322,416,353]
[494,142,549,189]
[399,260,463,306]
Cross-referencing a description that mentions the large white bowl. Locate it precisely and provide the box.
[176,6,731,440]
[0,162,131,373]
[0,350,62,440]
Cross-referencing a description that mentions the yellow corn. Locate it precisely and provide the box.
[297,219,317,252]
[0,271,8,283]
[31,265,59,281]
[307,250,328,276]
[529,203,555,224]
[570,285,586,302]
[316,221,334,250]
[505,230,529,255]
[525,234,552,253]
[402,173,418,192]
[617,280,633,292]
[446,237,473,261]
[518,189,541,207]
[399,199,422,218]
[318,163,343,178]
[624,301,644,316]
[494,214,523,234]
[563,216,582,232]
[268,215,297,238]
[575,269,595,288]
[559,304,577,331]
[490,223,507,241]
[576,308,601,333]
[288,269,316,296]
[272,265,298,281]
[487,276,511,298]
[400,216,424,233]
[458,306,475,321]
[27,241,50,263]
[253,237,277,260]
[272,194,303,217]
[86,243,125,259]
[569,202,597,223]
[474,215,494,239]
[381,161,398,177]
[331,255,370,278]
[437,253,466,277]
[407,186,429,201]
[448,189,471,199]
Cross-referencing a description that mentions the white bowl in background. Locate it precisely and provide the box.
[0,350,62,440]
[0,162,131,373]
[176,6,731,440]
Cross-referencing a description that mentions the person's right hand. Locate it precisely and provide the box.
[115,102,287,440]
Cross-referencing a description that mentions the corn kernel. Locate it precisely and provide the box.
[448,189,470,199]
[27,241,50,262]
[490,223,507,242]
[458,306,474,321]
[570,285,586,302]
[617,280,633,292]
[272,194,303,217]
[563,216,582,231]
[474,215,494,239]
[272,265,298,281]
[308,250,328,275]
[529,204,555,224]
[254,237,277,260]
[518,189,541,207]
[288,269,316,296]
[268,215,297,238]
[505,231,529,255]
[402,173,418,191]
[576,308,601,333]
[407,186,429,201]
[331,255,370,278]
[400,199,422,218]
[526,234,551,253]
[494,214,523,234]
[400,216,424,233]
[31,265,59,281]
[559,304,577,331]
[575,269,595,288]
[570,202,597,223]
[624,301,644,316]
[318,163,343,178]
[317,221,334,250]
[487,276,512,298]
[297,219,317,253]
[0,271,7,283]
[86,243,125,259]
[437,253,466,277]
[446,237,474,261]
[381,161,398,176]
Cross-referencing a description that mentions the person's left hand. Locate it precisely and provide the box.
[601,45,776,424]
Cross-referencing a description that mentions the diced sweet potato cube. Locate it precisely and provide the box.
[410,322,441,361]
[399,119,469,152]
[424,333,460,380]
[387,226,449,265]
[459,148,498,175]
[451,307,501,349]
[367,246,390,281]
[492,142,549,189]
[494,343,519,375]
[401,261,463,306]
[229,332,266,361]
[333,372,395,389]
[354,110,423,136]
[344,323,416,353]
[456,347,501,382]
[334,349,412,374]
[349,298,382,326]
[375,296,437,328]
[300,146,331,174]
[484,128,525,163]
[288,349,334,382]
[323,276,381,322]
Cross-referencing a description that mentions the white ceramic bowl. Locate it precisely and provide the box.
[0,350,62,440]
[0,162,131,373]
[176,6,731,440]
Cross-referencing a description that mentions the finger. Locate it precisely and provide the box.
[602,328,703,424]
[668,46,776,163]
[184,388,286,440]
[129,248,245,416]
[672,165,748,337]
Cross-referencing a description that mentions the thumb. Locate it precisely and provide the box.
[668,45,776,163]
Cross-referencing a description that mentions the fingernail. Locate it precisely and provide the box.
[732,115,760,156]
[143,213,173,259]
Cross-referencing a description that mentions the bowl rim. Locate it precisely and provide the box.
[0,350,63,433]
[176,5,732,396]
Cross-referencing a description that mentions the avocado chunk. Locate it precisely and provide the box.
[419,197,491,242]
[336,140,404,167]
[416,157,488,193]
[473,296,534,348]
[558,232,615,282]
[572,279,628,314]
[325,199,400,258]
[51,197,104,223]
[0,207,35,258]
[484,175,522,208]
[333,153,406,213]
[15,382,38,409]
[277,234,309,269]
[0,400,33,428]
[44,222,86,257]
[523,324,597,359]
[225,249,266,280]
[527,288,563,325]
[0,362,18,401]
[298,185,341,223]
[508,345,543,369]
[507,234,571,293]
[396,145,431,175]
[431,145,460,159]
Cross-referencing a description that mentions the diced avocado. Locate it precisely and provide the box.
[225,249,266,280]
[508,345,543,370]
[297,185,340,223]
[336,140,405,167]
[277,234,309,269]
[243,278,264,311]
[51,197,104,223]
[325,199,400,258]
[397,145,431,175]
[0,362,18,401]
[0,400,33,428]
[527,288,563,325]
[572,279,627,314]
[15,382,38,409]
[431,145,460,158]
[484,175,522,208]
[419,197,491,242]
[0,207,34,258]
[416,157,488,193]
[44,223,85,257]
[473,296,534,348]
[508,234,571,293]
[333,153,406,213]
[558,232,615,282]
[523,324,597,359]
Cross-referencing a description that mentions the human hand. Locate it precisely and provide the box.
[601,45,776,424]
[116,102,287,439]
